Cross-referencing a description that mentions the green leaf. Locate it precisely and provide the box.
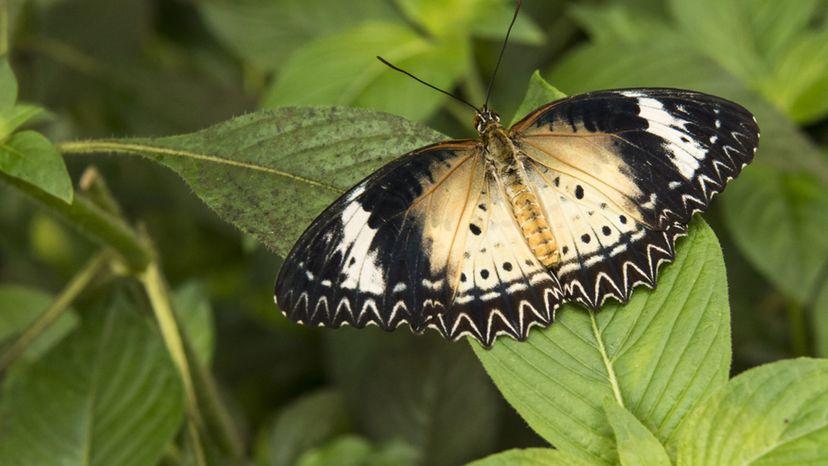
[0,292,185,466]
[327,331,500,466]
[108,107,441,257]
[676,358,828,465]
[0,130,73,203]
[466,1,545,45]
[473,220,730,465]
[173,281,215,365]
[199,0,399,72]
[466,448,593,466]
[262,22,468,122]
[296,435,418,466]
[0,284,78,362]
[569,4,675,45]
[603,400,671,466]
[0,57,16,113]
[761,28,828,123]
[668,0,828,123]
[296,436,372,466]
[721,165,828,304]
[395,0,543,44]
[255,389,351,466]
[0,104,49,142]
[509,70,565,126]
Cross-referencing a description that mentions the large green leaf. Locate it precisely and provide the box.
[0,131,73,203]
[0,292,185,466]
[473,220,731,465]
[0,284,78,362]
[676,358,828,464]
[326,330,500,466]
[465,448,592,466]
[100,107,442,257]
[721,164,828,304]
[262,22,468,122]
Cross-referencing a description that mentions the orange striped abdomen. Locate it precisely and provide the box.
[508,182,560,268]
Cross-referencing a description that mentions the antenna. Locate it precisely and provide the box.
[376,56,479,113]
[379,0,523,114]
[483,0,522,110]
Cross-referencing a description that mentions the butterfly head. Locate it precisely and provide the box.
[474,108,501,134]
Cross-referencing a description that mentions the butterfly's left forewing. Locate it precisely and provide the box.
[275,141,484,333]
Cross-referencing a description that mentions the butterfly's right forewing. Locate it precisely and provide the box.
[512,88,759,308]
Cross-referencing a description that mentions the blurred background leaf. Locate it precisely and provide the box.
[200,0,399,73]
[0,289,185,466]
[254,389,352,466]
[262,22,469,121]
[296,435,418,466]
[0,284,78,361]
[326,330,502,466]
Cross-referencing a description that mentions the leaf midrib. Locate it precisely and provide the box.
[487,345,611,464]
[590,311,625,407]
[74,142,343,193]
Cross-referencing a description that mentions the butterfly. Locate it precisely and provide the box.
[274,86,760,347]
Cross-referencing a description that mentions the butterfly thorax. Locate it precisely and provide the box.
[477,113,561,268]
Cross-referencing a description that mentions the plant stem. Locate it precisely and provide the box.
[1,171,152,272]
[140,261,208,466]
[0,250,110,372]
[591,311,626,407]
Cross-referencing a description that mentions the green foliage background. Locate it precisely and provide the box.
[1,0,827,465]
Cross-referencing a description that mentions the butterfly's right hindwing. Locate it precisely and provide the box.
[275,142,480,333]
